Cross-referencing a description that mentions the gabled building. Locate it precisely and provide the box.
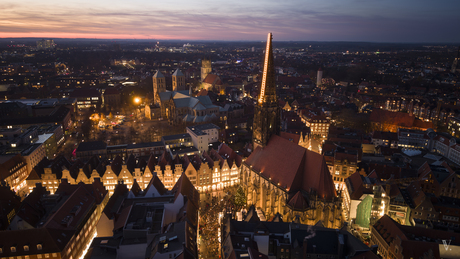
[158,91,219,124]
[92,173,199,259]
[1,179,108,259]
[370,215,460,259]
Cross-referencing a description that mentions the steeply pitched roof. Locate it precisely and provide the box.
[130,179,142,196]
[279,131,300,144]
[172,173,199,209]
[203,74,222,85]
[146,153,158,172]
[145,174,167,196]
[245,135,336,199]
[172,69,184,77]
[153,70,164,78]
[287,191,310,211]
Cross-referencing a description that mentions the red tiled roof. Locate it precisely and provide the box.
[146,153,158,172]
[245,135,336,199]
[103,183,128,218]
[182,155,191,170]
[287,191,309,210]
[406,181,425,207]
[114,205,132,230]
[15,184,49,227]
[172,173,199,209]
[46,185,96,230]
[126,154,136,173]
[146,174,167,195]
[279,131,301,145]
[26,168,41,180]
[130,179,142,196]
[374,214,460,258]
[190,154,202,170]
[209,149,224,168]
[201,151,214,169]
[218,143,242,168]
[111,155,123,176]
[158,151,172,170]
[203,74,222,85]
[0,154,24,180]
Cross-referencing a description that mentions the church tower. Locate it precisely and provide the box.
[201,58,212,82]
[316,67,323,87]
[172,68,185,91]
[252,33,280,149]
[153,70,166,105]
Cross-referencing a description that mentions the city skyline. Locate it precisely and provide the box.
[1,0,460,43]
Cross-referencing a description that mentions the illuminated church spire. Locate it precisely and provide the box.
[252,33,280,149]
[258,33,277,107]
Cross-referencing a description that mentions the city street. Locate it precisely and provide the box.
[198,186,239,259]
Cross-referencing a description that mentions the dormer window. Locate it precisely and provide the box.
[24,245,29,251]
[37,244,42,250]
[11,246,16,252]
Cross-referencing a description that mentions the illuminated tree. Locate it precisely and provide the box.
[233,186,247,211]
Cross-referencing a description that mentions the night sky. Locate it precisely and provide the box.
[1,0,459,42]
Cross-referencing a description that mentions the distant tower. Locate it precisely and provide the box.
[172,68,185,91]
[316,68,323,87]
[452,46,460,74]
[153,70,166,105]
[201,59,212,82]
[252,33,281,149]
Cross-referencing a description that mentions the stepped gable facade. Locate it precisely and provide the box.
[25,144,241,195]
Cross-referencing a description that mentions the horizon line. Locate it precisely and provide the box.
[1,37,460,45]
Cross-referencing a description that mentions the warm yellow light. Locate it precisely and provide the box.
[134,97,140,104]
[258,33,272,105]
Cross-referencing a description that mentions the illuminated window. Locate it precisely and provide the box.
[10,247,16,253]
[23,246,29,251]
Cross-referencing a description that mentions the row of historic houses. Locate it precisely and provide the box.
[27,147,242,196]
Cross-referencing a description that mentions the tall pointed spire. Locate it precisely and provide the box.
[252,33,281,149]
[258,33,277,107]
